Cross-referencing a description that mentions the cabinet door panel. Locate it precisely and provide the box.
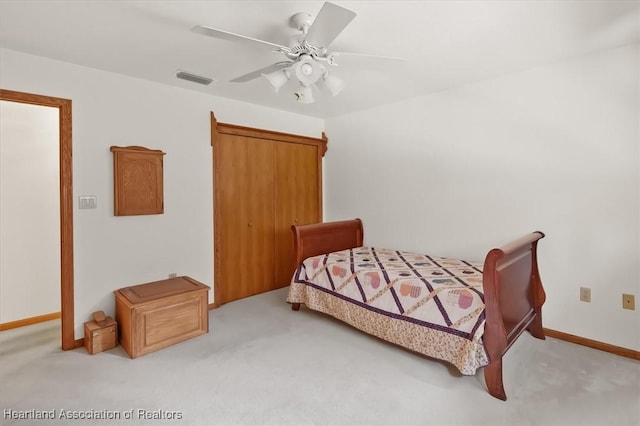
[216,135,275,304]
[274,142,321,287]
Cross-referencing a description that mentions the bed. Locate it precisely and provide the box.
[286,219,546,401]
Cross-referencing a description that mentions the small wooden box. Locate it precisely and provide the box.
[114,276,209,359]
[84,317,117,354]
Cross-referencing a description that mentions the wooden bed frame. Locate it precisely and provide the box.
[289,218,546,401]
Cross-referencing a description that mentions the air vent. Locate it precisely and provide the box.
[176,70,214,85]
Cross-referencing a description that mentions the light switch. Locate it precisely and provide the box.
[79,196,97,209]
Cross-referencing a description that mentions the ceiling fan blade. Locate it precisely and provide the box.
[304,2,356,48]
[192,25,286,50]
[229,62,293,83]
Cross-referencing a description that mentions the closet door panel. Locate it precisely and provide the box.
[216,135,275,303]
[273,142,321,287]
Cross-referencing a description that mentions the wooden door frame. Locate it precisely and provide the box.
[210,112,327,307]
[0,89,76,350]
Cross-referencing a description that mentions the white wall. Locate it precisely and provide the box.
[0,101,60,323]
[0,48,324,338]
[324,44,640,351]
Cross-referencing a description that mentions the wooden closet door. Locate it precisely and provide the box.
[273,142,322,287]
[215,135,275,304]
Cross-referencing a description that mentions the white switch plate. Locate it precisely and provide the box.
[79,196,97,209]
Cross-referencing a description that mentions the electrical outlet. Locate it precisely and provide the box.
[168,273,177,279]
[580,287,591,303]
[622,294,635,310]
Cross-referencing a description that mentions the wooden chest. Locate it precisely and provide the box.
[114,276,209,358]
[84,316,117,354]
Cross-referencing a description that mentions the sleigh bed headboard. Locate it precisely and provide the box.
[291,218,363,269]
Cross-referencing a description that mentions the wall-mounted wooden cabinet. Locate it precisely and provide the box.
[110,146,165,216]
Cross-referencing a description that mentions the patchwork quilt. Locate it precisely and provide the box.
[287,247,490,375]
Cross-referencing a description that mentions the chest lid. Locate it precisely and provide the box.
[116,276,209,304]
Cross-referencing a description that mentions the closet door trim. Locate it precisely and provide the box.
[211,113,328,155]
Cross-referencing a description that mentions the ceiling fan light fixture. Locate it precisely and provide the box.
[295,84,314,104]
[300,63,314,76]
[262,69,290,92]
[323,73,345,96]
[295,56,322,86]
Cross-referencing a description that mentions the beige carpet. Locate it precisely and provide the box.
[1,287,639,426]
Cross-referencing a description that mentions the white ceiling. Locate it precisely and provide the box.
[1,1,638,119]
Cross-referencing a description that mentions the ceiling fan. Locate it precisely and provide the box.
[191,2,404,104]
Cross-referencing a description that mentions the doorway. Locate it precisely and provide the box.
[0,89,75,350]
